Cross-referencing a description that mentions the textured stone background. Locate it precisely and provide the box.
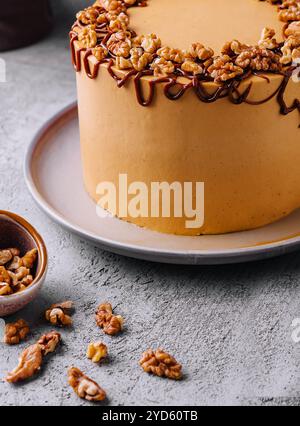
[0,0,300,407]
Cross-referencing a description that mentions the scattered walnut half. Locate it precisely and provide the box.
[68,367,106,402]
[87,341,108,363]
[95,302,124,335]
[5,331,61,383]
[37,331,61,356]
[45,301,74,327]
[139,349,182,380]
[4,319,30,345]
[6,344,43,383]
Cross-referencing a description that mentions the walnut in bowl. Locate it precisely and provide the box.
[0,211,47,317]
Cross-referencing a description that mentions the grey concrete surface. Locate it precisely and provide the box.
[0,1,300,407]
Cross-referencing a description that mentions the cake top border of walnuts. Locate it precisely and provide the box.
[70,0,300,84]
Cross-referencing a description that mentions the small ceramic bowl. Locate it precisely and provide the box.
[0,211,47,317]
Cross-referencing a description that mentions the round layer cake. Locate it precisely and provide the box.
[70,0,300,235]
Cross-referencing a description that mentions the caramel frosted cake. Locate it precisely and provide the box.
[70,0,300,236]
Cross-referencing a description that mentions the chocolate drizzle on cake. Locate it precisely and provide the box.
[70,0,300,124]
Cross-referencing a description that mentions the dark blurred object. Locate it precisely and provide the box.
[0,0,52,52]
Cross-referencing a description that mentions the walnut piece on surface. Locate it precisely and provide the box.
[130,47,153,71]
[4,319,30,345]
[139,349,182,380]
[45,301,74,327]
[92,46,108,61]
[258,27,279,49]
[78,25,98,48]
[37,331,61,356]
[150,57,175,76]
[5,331,61,383]
[156,46,185,64]
[132,34,161,54]
[87,341,108,363]
[186,42,214,61]
[68,367,107,402]
[181,60,204,75]
[5,344,43,383]
[285,20,300,37]
[207,55,244,83]
[101,0,126,15]
[235,47,281,72]
[115,46,153,71]
[76,6,100,25]
[281,34,300,63]
[221,40,249,57]
[116,56,133,69]
[139,34,161,54]
[109,12,129,32]
[95,302,124,335]
[278,0,300,22]
[107,30,132,57]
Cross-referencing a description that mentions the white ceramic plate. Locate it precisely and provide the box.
[24,103,300,264]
